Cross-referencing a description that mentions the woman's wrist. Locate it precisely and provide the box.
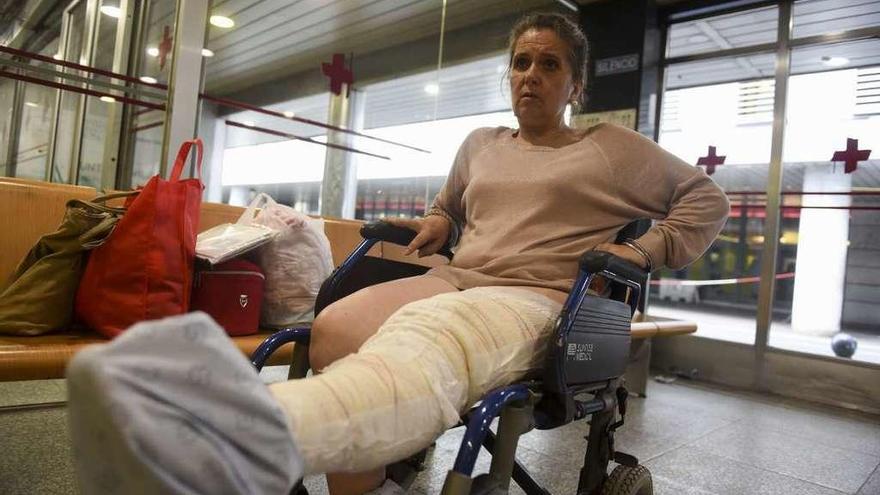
[622,239,654,272]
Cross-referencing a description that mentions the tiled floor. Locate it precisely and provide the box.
[1,373,878,494]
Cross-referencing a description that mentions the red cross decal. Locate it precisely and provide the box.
[831,138,871,174]
[322,53,353,96]
[158,25,173,71]
[697,146,726,175]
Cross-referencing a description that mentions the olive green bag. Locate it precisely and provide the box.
[0,192,134,336]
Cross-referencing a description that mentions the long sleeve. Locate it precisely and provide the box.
[593,124,730,269]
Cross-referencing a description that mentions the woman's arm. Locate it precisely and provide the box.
[592,124,730,270]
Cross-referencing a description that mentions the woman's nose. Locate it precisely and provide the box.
[524,63,540,84]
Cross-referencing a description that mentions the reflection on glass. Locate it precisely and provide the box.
[666,5,778,59]
[53,0,87,183]
[793,0,880,39]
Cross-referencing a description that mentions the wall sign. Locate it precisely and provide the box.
[595,54,640,77]
[571,109,637,130]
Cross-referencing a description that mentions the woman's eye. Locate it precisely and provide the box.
[514,57,530,70]
[544,59,559,70]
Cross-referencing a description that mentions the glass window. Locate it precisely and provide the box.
[666,5,778,59]
[653,71,779,345]
[770,62,880,364]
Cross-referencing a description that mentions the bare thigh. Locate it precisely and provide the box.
[308,274,458,369]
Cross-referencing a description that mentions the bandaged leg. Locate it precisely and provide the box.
[66,312,303,495]
[270,286,561,474]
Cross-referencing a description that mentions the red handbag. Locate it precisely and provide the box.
[191,259,265,336]
[75,139,204,338]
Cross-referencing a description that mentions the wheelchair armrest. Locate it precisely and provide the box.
[580,251,647,287]
[360,221,454,259]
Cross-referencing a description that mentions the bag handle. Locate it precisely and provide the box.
[170,138,204,182]
[237,192,277,225]
[92,190,140,204]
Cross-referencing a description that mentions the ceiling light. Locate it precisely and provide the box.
[52,53,63,61]
[25,101,39,108]
[424,83,439,95]
[283,111,295,118]
[210,15,235,28]
[139,76,158,84]
[201,48,215,57]
[100,96,116,103]
[146,46,159,57]
[822,56,849,67]
[243,120,255,127]
[100,5,121,18]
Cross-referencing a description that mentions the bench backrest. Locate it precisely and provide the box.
[0,179,374,284]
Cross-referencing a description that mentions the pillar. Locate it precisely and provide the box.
[790,165,851,336]
[320,84,364,219]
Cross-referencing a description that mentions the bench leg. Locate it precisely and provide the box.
[625,338,652,398]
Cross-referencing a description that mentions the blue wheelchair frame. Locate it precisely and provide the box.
[251,221,651,495]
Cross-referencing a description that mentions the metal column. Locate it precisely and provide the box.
[3,80,25,177]
[320,84,363,219]
[754,0,792,389]
[100,0,136,189]
[160,0,208,177]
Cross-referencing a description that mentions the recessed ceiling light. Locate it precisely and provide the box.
[146,46,159,57]
[25,101,39,108]
[100,96,116,103]
[243,120,255,127]
[210,15,235,28]
[283,111,295,118]
[52,53,63,60]
[100,5,121,18]
[201,48,215,57]
[822,56,849,67]
[424,83,439,95]
[139,76,158,84]
[687,35,709,44]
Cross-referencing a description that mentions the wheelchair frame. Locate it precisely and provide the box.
[251,221,652,495]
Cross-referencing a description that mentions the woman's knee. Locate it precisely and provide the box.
[308,303,355,371]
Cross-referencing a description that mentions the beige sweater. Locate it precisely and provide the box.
[427,123,730,293]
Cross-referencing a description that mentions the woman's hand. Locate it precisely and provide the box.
[383,215,451,257]
[593,243,649,269]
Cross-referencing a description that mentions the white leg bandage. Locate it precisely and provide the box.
[270,286,561,474]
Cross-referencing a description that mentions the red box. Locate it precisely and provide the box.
[191,259,264,336]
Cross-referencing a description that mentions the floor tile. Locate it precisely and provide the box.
[0,407,78,495]
[857,463,880,495]
[646,445,848,495]
[690,421,879,493]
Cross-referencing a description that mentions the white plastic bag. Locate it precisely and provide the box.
[243,194,334,327]
[196,223,277,265]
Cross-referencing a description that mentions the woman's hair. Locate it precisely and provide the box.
[506,12,589,105]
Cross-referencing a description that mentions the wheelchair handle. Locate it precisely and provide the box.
[360,221,454,259]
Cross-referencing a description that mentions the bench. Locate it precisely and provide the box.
[0,178,694,390]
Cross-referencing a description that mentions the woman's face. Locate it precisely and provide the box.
[509,28,581,131]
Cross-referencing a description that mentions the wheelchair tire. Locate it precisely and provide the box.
[602,464,653,495]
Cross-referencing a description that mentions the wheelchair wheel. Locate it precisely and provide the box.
[602,464,652,495]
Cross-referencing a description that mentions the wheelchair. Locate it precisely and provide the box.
[251,221,653,495]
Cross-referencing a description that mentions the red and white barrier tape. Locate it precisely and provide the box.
[649,272,795,286]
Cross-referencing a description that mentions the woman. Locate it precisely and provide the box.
[67,12,728,495]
